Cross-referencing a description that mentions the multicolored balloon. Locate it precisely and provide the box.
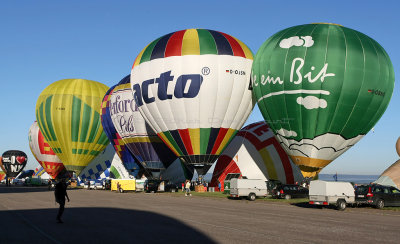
[28,121,65,179]
[36,79,110,175]
[110,75,177,179]
[79,144,130,182]
[211,121,304,188]
[252,23,395,178]
[100,83,141,177]
[131,29,254,175]
[0,171,6,182]
[1,150,28,177]
[375,160,400,189]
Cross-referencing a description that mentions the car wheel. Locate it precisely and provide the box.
[285,194,291,200]
[376,199,384,209]
[337,199,346,211]
[248,193,256,201]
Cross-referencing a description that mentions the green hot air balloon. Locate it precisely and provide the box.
[252,23,395,178]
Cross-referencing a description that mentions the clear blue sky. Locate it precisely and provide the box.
[1,0,399,175]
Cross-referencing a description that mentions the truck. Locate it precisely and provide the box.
[308,180,355,210]
[229,178,268,201]
[111,179,136,193]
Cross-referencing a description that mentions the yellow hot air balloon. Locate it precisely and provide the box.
[36,79,110,175]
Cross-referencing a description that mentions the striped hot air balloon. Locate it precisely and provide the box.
[36,79,110,175]
[0,171,5,182]
[28,121,65,179]
[79,144,130,182]
[252,23,395,178]
[109,75,178,179]
[100,83,141,177]
[131,29,254,175]
[210,121,304,190]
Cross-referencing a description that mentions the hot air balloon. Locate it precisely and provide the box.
[396,137,400,157]
[36,79,110,175]
[1,150,28,178]
[252,23,395,178]
[100,84,141,177]
[131,29,254,175]
[374,160,400,189]
[79,144,131,183]
[28,121,65,179]
[0,157,5,172]
[0,171,6,182]
[210,121,304,190]
[109,75,177,179]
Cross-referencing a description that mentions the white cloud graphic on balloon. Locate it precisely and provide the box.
[296,96,327,109]
[279,36,314,48]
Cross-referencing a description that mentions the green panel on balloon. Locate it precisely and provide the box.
[252,23,394,178]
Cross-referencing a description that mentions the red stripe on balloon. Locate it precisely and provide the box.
[272,140,294,184]
[211,128,228,154]
[178,129,194,155]
[237,127,294,183]
[219,32,246,58]
[165,30,186,57]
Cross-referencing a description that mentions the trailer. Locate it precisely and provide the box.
[309,180,355,210]
[229,178,268,201]
[111,179,136,193]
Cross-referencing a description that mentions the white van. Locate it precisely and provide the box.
[309,180,355,210]
[229,178,268,201]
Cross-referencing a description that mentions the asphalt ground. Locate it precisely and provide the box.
[1,185,399,244]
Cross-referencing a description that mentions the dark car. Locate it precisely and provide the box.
[145,179,160,193]
[355,184,400,209]
[272,184,309,200]
[164,181,179,192]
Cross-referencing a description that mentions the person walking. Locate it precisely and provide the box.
[185,180,192,196]
[54,178,70,223]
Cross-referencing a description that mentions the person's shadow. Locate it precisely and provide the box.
[0,207,216,243]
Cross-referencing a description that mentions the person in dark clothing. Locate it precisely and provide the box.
[54,179,70,223]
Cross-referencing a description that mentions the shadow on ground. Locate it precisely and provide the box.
[0,185,80,194]
[0,207,216,244]
[290,201,340,210]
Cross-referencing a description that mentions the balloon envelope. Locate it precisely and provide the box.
[131,29,254,175]
[28,121,65,179]
[252,23,395,178]
[375,160,400,189]
[1,150,28,177]
[396,137,400,157]
[100,84,141,177]
[79,144,131,182]
[110,75,177,179]
[210,121,304,188]
[36,79,110,175]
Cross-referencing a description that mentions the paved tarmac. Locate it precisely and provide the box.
[1,185,399,244]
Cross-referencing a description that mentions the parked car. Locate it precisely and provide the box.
[145,179,160,193]
[272,184,309,200]
[164,181,179,192]
[355,184,400,209]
